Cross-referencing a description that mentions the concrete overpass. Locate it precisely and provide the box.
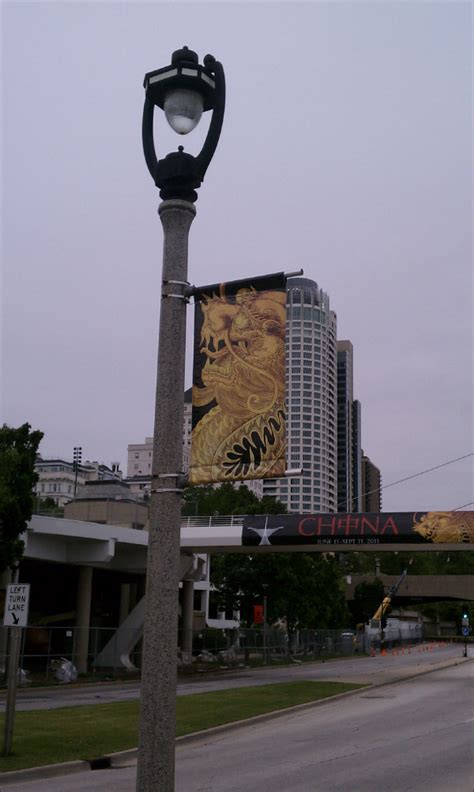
[345,574,474,604]
[23,511,474,566]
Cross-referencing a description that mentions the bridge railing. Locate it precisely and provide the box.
[181,515,246,528]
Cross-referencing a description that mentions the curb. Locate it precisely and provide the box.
[1,654,472,786]
[0,759,90,786]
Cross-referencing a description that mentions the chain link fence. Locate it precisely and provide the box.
[0,623,428,684]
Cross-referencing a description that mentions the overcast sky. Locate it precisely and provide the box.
[2,1,472,511]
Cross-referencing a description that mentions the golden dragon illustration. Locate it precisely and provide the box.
[412,511,474,543]
[190,284,286,484]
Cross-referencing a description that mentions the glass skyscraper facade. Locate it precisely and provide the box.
[263,277,338,513]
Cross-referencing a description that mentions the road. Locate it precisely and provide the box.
[2,653,473,791]
[0,643,465,711]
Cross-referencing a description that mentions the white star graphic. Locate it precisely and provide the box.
[246,517,285,546]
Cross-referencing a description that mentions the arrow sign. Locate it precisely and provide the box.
[3,584,30,628]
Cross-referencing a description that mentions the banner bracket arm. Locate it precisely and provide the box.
[285,468,304,477]
[162,293,190,302]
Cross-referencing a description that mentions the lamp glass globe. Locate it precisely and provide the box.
[164,88,203,134]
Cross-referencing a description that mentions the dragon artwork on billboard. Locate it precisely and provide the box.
[189,272,287,485]
[242,511,474,548]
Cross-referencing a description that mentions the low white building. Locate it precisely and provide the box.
[35,457,122,508]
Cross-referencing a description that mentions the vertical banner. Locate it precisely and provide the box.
[189,272,287,485]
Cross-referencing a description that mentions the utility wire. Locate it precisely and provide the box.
[451,501,474,511]
[338,452,473,511]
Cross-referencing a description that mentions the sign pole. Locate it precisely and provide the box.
[2,568,22,757]
[2,625,22,756]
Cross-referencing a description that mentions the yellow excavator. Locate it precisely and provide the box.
[373,559,412,620]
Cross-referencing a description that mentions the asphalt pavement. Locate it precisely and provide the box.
[1,649,472,791]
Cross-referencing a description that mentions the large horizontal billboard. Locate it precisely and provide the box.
[242,512,474,548]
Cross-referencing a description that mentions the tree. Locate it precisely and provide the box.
[342,550,474,577]
[0,423,43,573]
[349,578,385,628]
[36,497,64,517]
[182,481,286,517]
[211,552,350,643]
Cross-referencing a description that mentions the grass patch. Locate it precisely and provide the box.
[0,680,365,772]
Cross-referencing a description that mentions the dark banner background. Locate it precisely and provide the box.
[242,512,474,547]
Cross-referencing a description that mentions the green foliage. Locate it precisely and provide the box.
[0,423,43,573]
[211,552,350,635]
[36,497,64,517]
[342,550,474,576]
[349,578,385,627]
[418,600,473,627]
[182,481,287,517]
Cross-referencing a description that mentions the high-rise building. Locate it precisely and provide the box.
[351,400,362,511]
[263,277,338,513]
[336,340,354,512]
[361,452,382,511]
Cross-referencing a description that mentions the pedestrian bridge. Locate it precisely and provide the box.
[23,513,473,672]
[26,510,474,573]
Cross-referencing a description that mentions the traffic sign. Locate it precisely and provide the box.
[462,626,470,637]
[3,584,30,627]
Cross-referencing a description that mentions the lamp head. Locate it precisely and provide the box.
[142,47,225,201]
[144,46,216,135]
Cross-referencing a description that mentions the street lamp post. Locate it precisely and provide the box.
[137,47,225,792]
[73,446,82,497]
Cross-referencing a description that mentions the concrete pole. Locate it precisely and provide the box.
[136,199,195,792]
[181,579,194,657]
[75,566,93,675]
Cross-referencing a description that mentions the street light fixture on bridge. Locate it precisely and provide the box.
[137,47,225,792]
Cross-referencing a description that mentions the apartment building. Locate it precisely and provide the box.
[34,457,122,508]
[361,452,382,511]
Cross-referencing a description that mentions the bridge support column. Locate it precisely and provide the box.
[75,566,92,675]
[119,583,131,625]
[181,580,194,657]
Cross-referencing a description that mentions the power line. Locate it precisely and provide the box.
[339,452,473,510]
[451,501,474,511]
